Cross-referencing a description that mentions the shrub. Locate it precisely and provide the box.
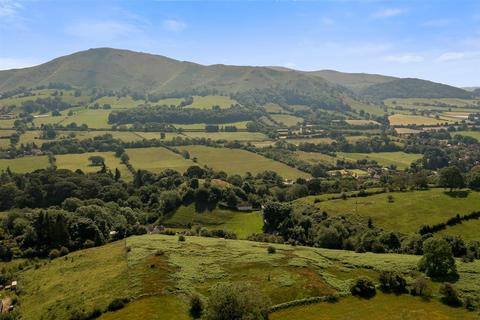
[178,235,186,242]
[439,283,462,307]
[48,249,60,260]
[379,271,407,294]
[189,294,204,319]
[267,246,276,254]
[107,298,130,312]
[203,282,271,320]
[60,246,69,256]
[84,240,95,248]
[350,277,376,299]
[410,276,430,297]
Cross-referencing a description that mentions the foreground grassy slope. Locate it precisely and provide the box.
[15,235,480,319]
[296,188,480,234]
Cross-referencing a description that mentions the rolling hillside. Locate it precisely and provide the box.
[309,70,397,93]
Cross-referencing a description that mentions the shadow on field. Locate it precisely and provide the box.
[444,190,470,198]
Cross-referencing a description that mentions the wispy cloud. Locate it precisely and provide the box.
[372,8,406,19]
[422,18,454,27]
[66,20,142,41]
[0,57,39,70]
[162,19,187,32]
[435,52,465,62]
[0,0,21,19]
[384,54,424,63]
[320,17,335,26]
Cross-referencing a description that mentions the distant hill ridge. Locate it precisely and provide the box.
[0,47,473,101]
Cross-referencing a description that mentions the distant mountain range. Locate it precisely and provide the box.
[0,48,475,101]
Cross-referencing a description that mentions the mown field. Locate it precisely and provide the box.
[163,205,263,238]
[296,188,480,234]
[184,95,238,109]
[177,145,311,179]
[126,147,195,173]
[389,114,451,126]
[0,155,49,173]
[182,131,268,141]
[270,114,304,127]
[55,152,132,179]
[336,151,422,169]
[13,234,480,319]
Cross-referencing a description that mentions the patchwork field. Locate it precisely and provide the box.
[345,119,380,126]
[184,95,237,109]
[164,205,263,238]
[126,147,195,173]
[454,131,480,140]
[336,151,422,169]
[0,155,49,173]
[177,145,311,179]
[297,188,480,234]
[182,131,268,141]
[389,114,451,126]
[13,234,480,319]
[55,152,132,179]
[270,114,304,127]
[173,121,250,129]
[295,151,338,165]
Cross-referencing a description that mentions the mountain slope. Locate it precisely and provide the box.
[361,78,473,100]
[309,70,397,93]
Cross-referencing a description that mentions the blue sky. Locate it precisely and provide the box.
[0,0,479,87]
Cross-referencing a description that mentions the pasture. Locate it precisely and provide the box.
[55,152,132,179]
[0,155,49,173]
[177,145,311,179]
[389,114,451,126]
[184,95,237,109]
[336,151,422,169]
[345,119,380,126]
[295,151,338,165]
[298,188,480,234]
[263,103,286,113]
[173,121,250,129]
[13,234,480,319]
[182,131,268,141]
[91,96,145,109]
[270,114,304,127]
[454,131,480,140]
[126,147,195,173]
[163,205,263,238]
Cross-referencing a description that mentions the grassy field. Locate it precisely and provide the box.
[184,95,237,109]
[336,151,422,169]
[92,96,145,109]
[32,108,112,129]
[177,145,311,179]
[270,114,304,127]
[345,119,380,126]
[264,103,286,113]
[126,147,195,173]
[385,98,480,109]
[389,114,452,126]
[437,219,480,241]
[163,205,263,238]
[296,188,480,234]
[182,131,268,141]
[174,121,250,130]
[0,155,49,173]
[55,152,132,179]
[271,293,476,320]
[395,127,423,134]
[454,131,480,140]
[13,234,480,319]
[295,151,338,165]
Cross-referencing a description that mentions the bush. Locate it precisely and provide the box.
[418,238,456,278]
[378,271,407,294]
[107,298,130,312]
[267,246,276,254]
[203,282,271,320]
[350,277,376,299]
[178,235,186,242]
[410,276,430,297]
[189,294,204,319]
[84,240,95,248]
[48,249,60,260]
[439,283,462,307]
[60,246,69,256]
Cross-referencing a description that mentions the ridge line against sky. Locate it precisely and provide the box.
[0,0,479,87]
